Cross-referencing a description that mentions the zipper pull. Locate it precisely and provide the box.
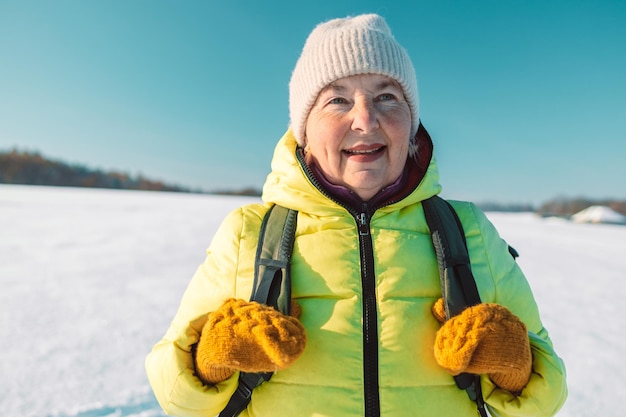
[357,212,370,236]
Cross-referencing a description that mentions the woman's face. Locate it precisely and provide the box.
[304,74,412,201]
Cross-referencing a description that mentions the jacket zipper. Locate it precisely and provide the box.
[297,150,385,417]
[357,205,380,417]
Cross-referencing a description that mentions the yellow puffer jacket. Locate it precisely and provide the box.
[146,129,567,417]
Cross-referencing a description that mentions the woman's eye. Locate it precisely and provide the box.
[329,97,347,105]
[377,93,395,102]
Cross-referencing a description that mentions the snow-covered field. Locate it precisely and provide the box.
[1,184,624,417]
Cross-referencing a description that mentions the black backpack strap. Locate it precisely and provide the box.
[423,196,488,417]
[218,204,298,417]
[250,205,298,314]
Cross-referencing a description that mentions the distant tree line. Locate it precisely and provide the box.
[474,202,535,213]
[0,149,191,193]
[2,149,623,214]
[475,198,626,216]
[212,187,262,197]
[536,197,626,217]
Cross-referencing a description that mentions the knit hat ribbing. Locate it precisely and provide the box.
[289,14,419,147]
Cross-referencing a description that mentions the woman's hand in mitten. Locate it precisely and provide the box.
[431,298,532,395]
[194,298,306,385]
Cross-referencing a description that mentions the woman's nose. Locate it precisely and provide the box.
[350,100,379,133]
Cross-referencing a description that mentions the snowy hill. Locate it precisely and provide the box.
[1,184,625,417]
[571,205,626,224]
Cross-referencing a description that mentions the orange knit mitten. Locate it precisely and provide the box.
[194,298,306,385]
[431,298,532,395]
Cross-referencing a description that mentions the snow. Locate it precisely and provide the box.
[1,184,625,417]
[571,205,626,224]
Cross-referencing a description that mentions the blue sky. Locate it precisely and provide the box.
[1,0,624,205]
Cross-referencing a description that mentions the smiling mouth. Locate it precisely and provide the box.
[344,146,386,155]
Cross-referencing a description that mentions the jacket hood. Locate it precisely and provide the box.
[261,129,442,216]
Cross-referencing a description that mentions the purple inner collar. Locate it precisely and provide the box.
[309,161,411,208]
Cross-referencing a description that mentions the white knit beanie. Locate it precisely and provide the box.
[289,14,419,147]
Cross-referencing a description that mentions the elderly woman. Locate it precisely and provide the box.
[146,14,567,417]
